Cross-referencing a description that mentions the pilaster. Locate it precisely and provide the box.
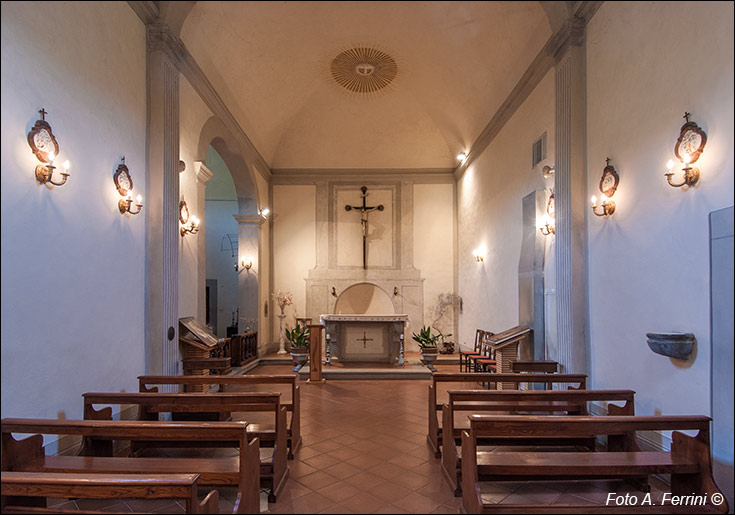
[195,162,214,322]
[551,19,588,375]
[146,25,180,376]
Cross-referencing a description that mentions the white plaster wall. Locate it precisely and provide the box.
[178,78,213,319]
[586,1,734,416]
[0,2,146,419]
[204,200,239,337]
[414,183,455,350]
[457,70,555,351]
[273,185,317,333]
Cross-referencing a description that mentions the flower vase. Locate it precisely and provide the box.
[277,313,288,354]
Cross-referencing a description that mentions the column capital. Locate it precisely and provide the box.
[545,17,586,62]
[147,24,188,63]
[234,214,266,226]
[195,161,214,185]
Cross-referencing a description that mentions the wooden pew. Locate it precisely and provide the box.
[1,418,259,514]
[138,374,301,459]
[82,391,288,503]
[181,358,231,376]
[441,389,636,495]
[1,471,219,514]
[461,415,729,514]
[427,372,588,458]
[510,360,559,373]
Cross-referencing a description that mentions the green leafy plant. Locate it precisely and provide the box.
[412,325,439,350]
[286,324,310,349]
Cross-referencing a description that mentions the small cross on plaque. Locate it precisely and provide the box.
[356,330,373,349]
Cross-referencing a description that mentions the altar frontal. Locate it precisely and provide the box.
[320,314,409,365]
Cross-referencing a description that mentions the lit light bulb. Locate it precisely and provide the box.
[683,153,691,165]
[260,208,270,218]
[457,152,467,162]
[136,194,142,204]
[666,159,675,170]
[47,152,55,165]
[591,195,597,206]
[62,160,70,170]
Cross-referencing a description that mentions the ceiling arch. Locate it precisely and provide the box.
[179,1,553,170]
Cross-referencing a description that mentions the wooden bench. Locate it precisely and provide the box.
[181,358,231,376]
[442,389,636,495]
[83,391,288,502]
[428,372,588,457]
[510,360,559,373]
[461,415,729,514]
[138,374,301,459]
[1,471,219,514]
[1,418,259,514]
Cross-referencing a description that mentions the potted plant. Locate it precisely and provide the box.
[286,324,310,367]
[412,325,439,364]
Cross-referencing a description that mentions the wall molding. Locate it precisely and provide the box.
[272,168,455,185]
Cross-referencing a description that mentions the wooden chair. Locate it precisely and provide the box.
[1,471,220,514]
[441,389,636,496]
[427,372,588,458]
[460,329,486,372]
[461,415,729,514]
[1,418,260,514]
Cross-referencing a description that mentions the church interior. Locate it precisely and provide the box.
[1,1,733,513]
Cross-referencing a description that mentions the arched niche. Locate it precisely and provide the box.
[195,116,263,346]
[334,283,395,315]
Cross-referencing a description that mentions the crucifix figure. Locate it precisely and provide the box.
[345,186,384,270]
[356,330,373,349]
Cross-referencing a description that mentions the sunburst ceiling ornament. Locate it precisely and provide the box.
[330,47,398,95]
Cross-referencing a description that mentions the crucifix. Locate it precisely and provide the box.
[356,330,373,349]
[345,186,384,270]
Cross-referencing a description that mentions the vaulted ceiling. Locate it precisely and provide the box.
[178,1,553,170]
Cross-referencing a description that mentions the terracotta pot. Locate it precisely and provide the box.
[290,346,309,366]
[420,348,439,364]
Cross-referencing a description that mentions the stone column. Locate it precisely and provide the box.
[146,25,181,376]
[548,19,588,375]
[195,162,214,323]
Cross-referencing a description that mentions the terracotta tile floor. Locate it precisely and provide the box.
[46,363,664,513]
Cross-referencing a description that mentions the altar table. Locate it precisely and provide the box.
[320,314,409,364]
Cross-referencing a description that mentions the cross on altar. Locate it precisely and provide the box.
[345,186,383,270]
[356,330,373,349]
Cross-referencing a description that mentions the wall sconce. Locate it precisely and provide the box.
[538,192,555,236]
[179,160,186,173]
[591,158,618,218]
[393,286,399,296]
[542,165,555,178]
[472,249,484,262]
[457,152,467,163]
[235,256,253,272]
[114,157,143,215]
[28,108,70,187]
[591,194,615,217]
[665,112,705,189]
[538,215,555,235]
[259,208,270,219]
[179,200,200,236]
[331,287,337,297]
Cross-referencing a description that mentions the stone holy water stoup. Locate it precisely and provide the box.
[646,332,696,360]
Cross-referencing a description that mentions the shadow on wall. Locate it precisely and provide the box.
[335,283,394,314]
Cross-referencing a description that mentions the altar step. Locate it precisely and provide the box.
[297,362,433,380]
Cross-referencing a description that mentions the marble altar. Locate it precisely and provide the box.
[320,314,410,364]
